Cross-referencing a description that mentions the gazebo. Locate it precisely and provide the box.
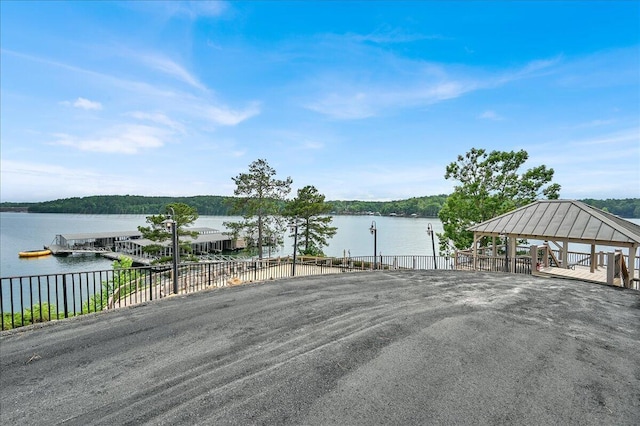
[467,199,640,288]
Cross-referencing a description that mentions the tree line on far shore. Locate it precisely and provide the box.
[0,194,451,217]
[1,194,638,219]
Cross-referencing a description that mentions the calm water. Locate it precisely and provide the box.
[0,213,444,278]
[3,212,638,279]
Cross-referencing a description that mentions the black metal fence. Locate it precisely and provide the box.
[1,254,531,331]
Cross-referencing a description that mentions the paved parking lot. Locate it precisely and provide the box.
[1,270,639,425]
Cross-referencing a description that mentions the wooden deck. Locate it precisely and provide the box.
[535,265,640,290]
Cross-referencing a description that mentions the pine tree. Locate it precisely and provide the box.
[137,203,199,263]
[225,159,292,259]
[284,185,337,256]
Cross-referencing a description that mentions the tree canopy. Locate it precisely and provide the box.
[224,159,292,259]
[438,148,561,253]
[283,185,337,256]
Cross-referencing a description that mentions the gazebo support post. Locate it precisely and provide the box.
[590,244,596,273]
[543,244,549,268]
[509,236,517,272]
[530,245,538,272]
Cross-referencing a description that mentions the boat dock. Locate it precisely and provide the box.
[47,230,144,256]
[46,228,243,265]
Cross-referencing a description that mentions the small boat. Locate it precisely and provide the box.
[18,249,52,258]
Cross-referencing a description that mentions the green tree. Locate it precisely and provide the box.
[284,185,338,256]
[225,159,292,259]
[137,203,199,263]
[438,148,561,253]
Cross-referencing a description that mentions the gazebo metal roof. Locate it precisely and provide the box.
[468,200,640,248]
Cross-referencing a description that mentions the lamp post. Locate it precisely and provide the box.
[163,207,179,295]
[427,223,437,269]
[289,220,299,276]
[370,221,377,269]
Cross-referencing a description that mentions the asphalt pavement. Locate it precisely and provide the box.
[1,270,639,425]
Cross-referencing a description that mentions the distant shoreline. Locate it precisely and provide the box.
[1,196,639,219]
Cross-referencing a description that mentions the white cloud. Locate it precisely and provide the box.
[301,140,324,150]
[139,54,207,91]
[524,127,639,198]
[553,47,639,89]
[347,26,449,44]
[478,110,504,121]
[205,102,261,125]
[185,1,228,18]
[0,160,114,201]
[125,1,228,21]
[306,92,376,120]
[317,164,451,200]
[165,1,228,19]
[74,97,102,110]
[6,48,260,131]
[129,111,185,132]
[306,80,474,120]
[570,119,616,129]
[303,54,559,120]
[52,124,167,154]
[568,128,639,148]
[59,97,103,110]
[0,159,190,201]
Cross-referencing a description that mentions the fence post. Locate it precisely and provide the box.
[149,269,153,302]
[62,274,69,318]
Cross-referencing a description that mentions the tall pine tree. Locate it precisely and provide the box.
[284,185,337,256]
[225,159,292,259]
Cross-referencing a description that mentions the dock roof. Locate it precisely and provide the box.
[58,228,221,241]
[126,233,231,247]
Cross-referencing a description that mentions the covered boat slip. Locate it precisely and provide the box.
[466,200,640,289]
[47,228,240,263]
[49,230,144,254]
[114,231,237,262]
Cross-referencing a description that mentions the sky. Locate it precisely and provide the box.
[1,1,639,203]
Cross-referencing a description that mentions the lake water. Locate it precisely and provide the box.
[3,212,638,279]
[0,213,445,278]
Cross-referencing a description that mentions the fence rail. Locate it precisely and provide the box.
[2,254,531,331]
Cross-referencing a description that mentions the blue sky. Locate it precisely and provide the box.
[1,1,638,203]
